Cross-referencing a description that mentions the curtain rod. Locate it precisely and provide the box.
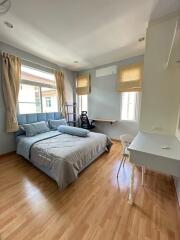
[2,51,59,72]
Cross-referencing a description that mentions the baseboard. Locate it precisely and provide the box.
[0,151,16,159]
[111,138,120,143]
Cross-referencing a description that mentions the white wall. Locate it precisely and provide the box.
[63,68,76,105]
[176,106,180,142]
[79,55,143,139]
[0,41,75,155]
[140,14,180,205]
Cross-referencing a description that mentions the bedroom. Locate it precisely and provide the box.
[0,0,180,240]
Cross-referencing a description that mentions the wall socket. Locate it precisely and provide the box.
[151,125,162,132]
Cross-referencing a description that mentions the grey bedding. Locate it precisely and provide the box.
[16,131,112,190]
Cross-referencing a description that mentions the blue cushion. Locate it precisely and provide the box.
[17,112,62,125]
[58,126,90,137]
[37,113,47,122]
[23,121,50,137]
[54,112,62,120]
[15,125,25,136]
[46,113,55,121]
[17,114,27,125]
[48,119,67,130]
[26,114,38,123]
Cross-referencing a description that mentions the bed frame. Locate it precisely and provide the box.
[15,112,111,190]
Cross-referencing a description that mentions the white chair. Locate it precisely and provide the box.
[117,134,133,178]
[117,134,146,185]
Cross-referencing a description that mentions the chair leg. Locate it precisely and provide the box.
[123,156,126,168]
[117,155,124,178]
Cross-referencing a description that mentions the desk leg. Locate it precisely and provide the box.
[128,163,135,205]
[141,166,145,186]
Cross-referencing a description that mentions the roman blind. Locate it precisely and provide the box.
[117,62,143,92]
[76,74,91,95]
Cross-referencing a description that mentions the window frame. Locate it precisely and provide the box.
[18,66,57,114]
[120,92,141,122]
[45,97,52,108]
[77,94,88,116]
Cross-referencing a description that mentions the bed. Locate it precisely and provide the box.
[16,112,112,190]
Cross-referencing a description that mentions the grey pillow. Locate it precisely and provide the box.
[23,121,50,137]
[48,119,67,130]
[15,125,25,136]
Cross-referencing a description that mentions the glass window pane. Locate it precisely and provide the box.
[18,84,41,114]
[19,65,58,114]
[121,92,128,120]
[19,103,40,114]
[121,92,137,121]
[127,92,136,120]
[78,95,88,115]
[41,87,58,113]
[82,95,88,112]
[21,65,55,81]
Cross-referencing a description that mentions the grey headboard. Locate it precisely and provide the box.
[17,112,63,125]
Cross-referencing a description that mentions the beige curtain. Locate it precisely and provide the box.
[76,74,91,95]
[55,70,66,117]
[2,53,21,132]
[117,62,143,92]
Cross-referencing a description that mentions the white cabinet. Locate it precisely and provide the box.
[166,16,180,67]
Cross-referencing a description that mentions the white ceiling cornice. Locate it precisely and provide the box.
[0,0,179,71]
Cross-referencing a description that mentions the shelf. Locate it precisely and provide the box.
[90,118,117,124]
[66,103,77,127]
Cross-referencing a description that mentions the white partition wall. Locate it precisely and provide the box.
[140,14,180,135]
[139,12,180,205]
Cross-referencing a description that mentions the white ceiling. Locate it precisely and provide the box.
[0,0,180,71]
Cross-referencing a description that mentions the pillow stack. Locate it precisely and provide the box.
[19,119,89,138]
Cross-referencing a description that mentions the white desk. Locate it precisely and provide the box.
[128,131,180,205]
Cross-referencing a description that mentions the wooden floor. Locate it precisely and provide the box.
[0,142,180,240]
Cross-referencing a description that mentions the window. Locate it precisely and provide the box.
[120,92,140,121]
[78,95,88,115]
[18,65,58,114]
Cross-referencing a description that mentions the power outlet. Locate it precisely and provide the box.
[151,125,162,132]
